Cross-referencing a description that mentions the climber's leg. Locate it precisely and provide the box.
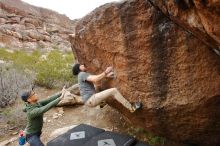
[85,88,142,112]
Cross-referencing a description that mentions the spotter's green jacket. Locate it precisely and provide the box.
[23,93,61,135]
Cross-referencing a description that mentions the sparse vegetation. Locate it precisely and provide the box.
[34,50,75,88]
[127,127,166,146]
[0,63,34,108]
[0,48,76,89]
[0,99,26,127]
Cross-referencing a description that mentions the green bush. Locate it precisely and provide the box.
[0,48,76,89]
[35,51,76,88]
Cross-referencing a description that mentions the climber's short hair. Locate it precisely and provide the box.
[72,63,81,75]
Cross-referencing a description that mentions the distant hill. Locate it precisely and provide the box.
[0,0,77,52]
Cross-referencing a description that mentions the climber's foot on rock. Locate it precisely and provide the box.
[130,102,143,113]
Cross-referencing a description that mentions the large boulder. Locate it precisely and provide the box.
[70,0,220,145]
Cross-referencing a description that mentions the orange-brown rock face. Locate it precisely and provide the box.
[149,0,220,52]
[70,0,220,145]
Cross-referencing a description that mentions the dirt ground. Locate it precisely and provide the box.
[0,87,140,146]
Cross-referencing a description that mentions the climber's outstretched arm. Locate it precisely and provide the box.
[87,67,113,83]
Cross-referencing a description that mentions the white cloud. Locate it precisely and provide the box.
[22,0,121,20]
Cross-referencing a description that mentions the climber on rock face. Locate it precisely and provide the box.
[72,63,142,112]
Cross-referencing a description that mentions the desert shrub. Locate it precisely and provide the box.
[35,50,75,88]
[0,98,26,139]
[0,63,34,107]
[127,127,166,146]
[0,48,76,89]
[0,102,26,126]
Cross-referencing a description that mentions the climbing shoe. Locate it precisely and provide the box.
[131,102,143,113]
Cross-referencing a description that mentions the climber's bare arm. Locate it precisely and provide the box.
[87,67,113,83]
[87,73,106,83]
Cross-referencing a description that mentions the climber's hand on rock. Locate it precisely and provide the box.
[105,66,113,74]
[106,71,115,78]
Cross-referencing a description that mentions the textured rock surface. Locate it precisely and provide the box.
[57,84,83,106]
[70,0,220,145]
[149,0,220,52]
[0,0,76,52]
